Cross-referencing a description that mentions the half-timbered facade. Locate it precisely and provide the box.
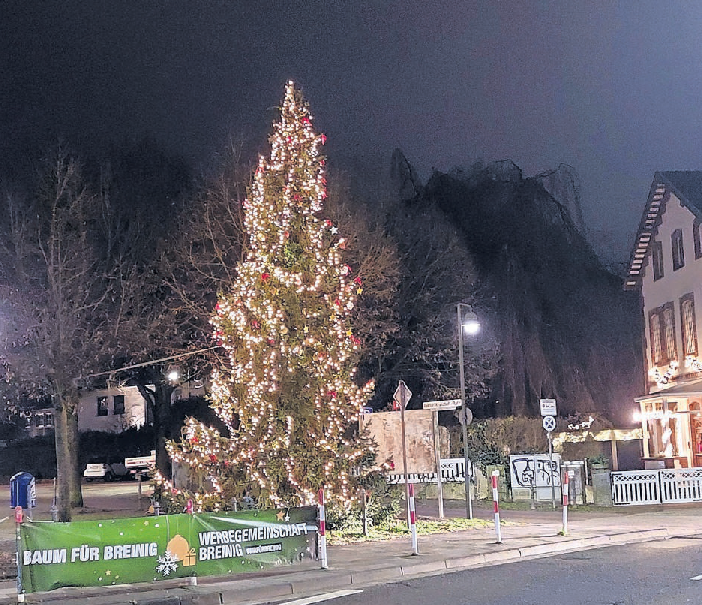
[627,171,702,468]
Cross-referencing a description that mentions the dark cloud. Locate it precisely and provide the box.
[2,1,702,258]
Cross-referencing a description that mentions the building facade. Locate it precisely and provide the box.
[627,172,702,468]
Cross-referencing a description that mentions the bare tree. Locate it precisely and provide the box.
[0,147,110,520]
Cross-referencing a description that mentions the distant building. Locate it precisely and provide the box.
[626,171,702,468]
[23,380,208,438]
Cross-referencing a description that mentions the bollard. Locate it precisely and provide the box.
[318,489,328,569]
[360,488,368,537]
[408,483,418,555]
[561,471,570,536]
[50,504,58,522]
[185,499,193,515]
[491,470,502,544]
[15,506,24,602]
[154,501,160,516]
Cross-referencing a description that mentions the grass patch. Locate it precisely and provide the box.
[327,516,492,545]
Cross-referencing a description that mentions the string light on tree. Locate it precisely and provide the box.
[157,81,375,511]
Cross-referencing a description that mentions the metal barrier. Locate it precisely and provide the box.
[611,467,702,505]
[387,457,468,484]
[660,468,702,503]
[611,470,660,505]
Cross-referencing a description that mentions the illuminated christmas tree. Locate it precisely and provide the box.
[161,82,374,510]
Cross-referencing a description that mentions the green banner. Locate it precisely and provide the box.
[19,507,318,593]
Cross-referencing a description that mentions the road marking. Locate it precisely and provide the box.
[278,589,363,605]
[690,574,702,581]
[0,517,8,524]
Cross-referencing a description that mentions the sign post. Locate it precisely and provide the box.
[394,380,412,527]
[540,399,558,510]
[423,399,461,519]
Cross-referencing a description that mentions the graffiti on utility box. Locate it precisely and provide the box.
[509,454,561,489]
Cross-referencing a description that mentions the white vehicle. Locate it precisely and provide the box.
[124,450,156,479]
[83,460,130,482]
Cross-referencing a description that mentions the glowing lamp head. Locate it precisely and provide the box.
[167,365,181,383]
[462,311,480,336]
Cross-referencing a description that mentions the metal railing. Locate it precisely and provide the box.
[386,457,469,484]
[611,467,702,505]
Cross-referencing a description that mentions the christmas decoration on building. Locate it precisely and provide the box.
[157,81,374,511]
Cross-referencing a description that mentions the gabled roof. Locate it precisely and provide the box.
[625,171,702,289]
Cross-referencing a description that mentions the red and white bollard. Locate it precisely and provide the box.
[408,483,418,555]
[318,489,328,569]
[491,470,502,544]
[185,499,193,515]
[561,471,570,536]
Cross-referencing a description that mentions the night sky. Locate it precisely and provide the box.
[3,1,702,260]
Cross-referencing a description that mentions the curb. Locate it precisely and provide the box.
[0,528,679,605]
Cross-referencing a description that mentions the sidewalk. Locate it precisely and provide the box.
[2,502,702,605]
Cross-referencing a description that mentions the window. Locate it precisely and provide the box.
[113,395,125,415]
[649,302,678,366]
[650,311,663,365]
[694,218,702,260]
[44,412,53,428]
[97,396,108,417]
[672,229,685,271]
[681,294,698,357]
[652,240,664,280]
[663,303,677,362]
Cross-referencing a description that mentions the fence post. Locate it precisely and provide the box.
[408,483,418,555]
[318,489,328,569]
[491,470,502,544]
[561,471,569,536]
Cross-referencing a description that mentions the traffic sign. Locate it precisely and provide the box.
[423,399,462,411]
[542,415,556,432]
[393,381,412,410]
[460,406,473,426]
[540,399,557,416]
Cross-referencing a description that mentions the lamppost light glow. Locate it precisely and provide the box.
[462,311,480,335]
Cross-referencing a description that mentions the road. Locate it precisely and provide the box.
[287,539,702,605]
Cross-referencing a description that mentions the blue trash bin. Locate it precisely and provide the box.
[10,472,36,509]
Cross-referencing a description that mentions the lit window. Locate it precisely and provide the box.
[650,311,662,364]
[664,304,677,361]
[652,240,664,280]
[681,294,698,356]
[672,229,685,271]
[97,396,108,417]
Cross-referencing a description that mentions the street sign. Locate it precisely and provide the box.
[393,381,412,410]
[423,399,462,411]
[542,415,556,432]
[540,398,557,416]
[460,406,473,426]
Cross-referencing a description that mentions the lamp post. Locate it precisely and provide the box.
[457,303,479,520]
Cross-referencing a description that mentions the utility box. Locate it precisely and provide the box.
[10,472,36,510]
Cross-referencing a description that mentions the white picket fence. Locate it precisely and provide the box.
[387,457,469,484]
[611,467,702,505]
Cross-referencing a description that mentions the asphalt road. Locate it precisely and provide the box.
[290,539,702,605]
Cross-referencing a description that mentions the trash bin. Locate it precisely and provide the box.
[10,472,36,510]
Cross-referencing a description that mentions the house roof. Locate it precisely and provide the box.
[625,171,702,289]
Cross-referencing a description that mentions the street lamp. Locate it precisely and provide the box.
[457,303,480,519]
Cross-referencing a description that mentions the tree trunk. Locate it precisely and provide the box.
[53,392,84,521]
[155,383,176,478]
[136,381,176,478]
[53,401,72,522]
[66,400,84,509]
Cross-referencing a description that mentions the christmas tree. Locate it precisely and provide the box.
[160,82,374,511]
